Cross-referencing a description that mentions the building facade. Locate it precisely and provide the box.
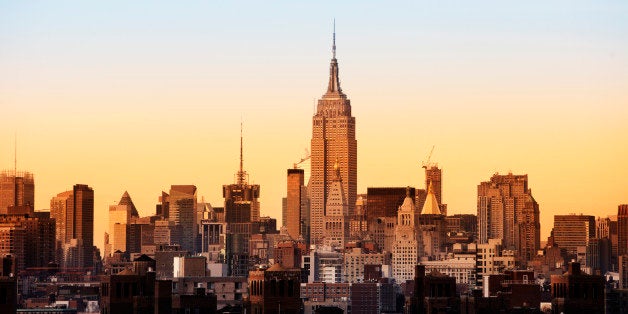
[477,173,540,263]
[50,184,94,269]
[285,168,305,241]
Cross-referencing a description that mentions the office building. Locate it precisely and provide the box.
[0,170,34,215]
[310,30,357,245]
[552,214,596,256]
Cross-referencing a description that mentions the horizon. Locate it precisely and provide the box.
[1,1,627,253]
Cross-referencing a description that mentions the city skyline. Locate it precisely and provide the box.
[1,1,627,253]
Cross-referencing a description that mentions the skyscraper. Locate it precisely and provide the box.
[618,204,628,257]
[310,29,357,245]
[50,184,94,269]
[0,170,34,215]
[223,126,260,276]
[477,173,540,263]
[168,185,197,253]
[285,168,304,240]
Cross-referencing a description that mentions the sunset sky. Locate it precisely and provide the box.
[1,1,627,251]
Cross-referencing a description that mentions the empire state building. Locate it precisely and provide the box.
[310,30,357,245]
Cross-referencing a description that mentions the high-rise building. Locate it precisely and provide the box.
[310,29,357,245]
[50,184,94,269]
[477,173,540,263]
[223,127,260,276]
[285,168,305,240]
[618,205,628,257]
[552,214,596,256]
[107,191,139,256]
[0,170,34,215]
[168,185,197,253]
[392,188,422,283]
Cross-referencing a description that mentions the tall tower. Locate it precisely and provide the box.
[310,25,357,245]
[285,168,305,240]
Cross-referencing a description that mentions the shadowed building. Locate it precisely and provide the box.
[366,187,416,223]
[283,168,306,240]
[249,264,301,314]
[619,205,628,258]
[551,262,604,313]
[310,29,357,246]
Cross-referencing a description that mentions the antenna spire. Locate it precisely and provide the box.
[236,118,248,185]
[332,18,336,59]
[14,132,17,176]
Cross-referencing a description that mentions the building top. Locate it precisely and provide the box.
[133,254,155,262]
[323,22,346,100]
[170,185,197,195]
[420,182,441,215]
[119,191,139,217]
[399,187,415,212]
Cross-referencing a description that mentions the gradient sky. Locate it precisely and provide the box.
[1,1,627,252]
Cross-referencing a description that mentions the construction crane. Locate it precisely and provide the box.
[421,145,436,169]
[293,148,311,169]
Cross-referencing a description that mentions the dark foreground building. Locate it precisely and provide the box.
[551,262,604,314]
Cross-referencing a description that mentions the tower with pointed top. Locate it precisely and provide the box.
[323,160,350,248]
[392,187,422,283]
[105,191,140,258]
[223,126,260,276]
[419,182,446,257]
[310,26,357,246]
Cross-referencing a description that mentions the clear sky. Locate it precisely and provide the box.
[1,1,627,252]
